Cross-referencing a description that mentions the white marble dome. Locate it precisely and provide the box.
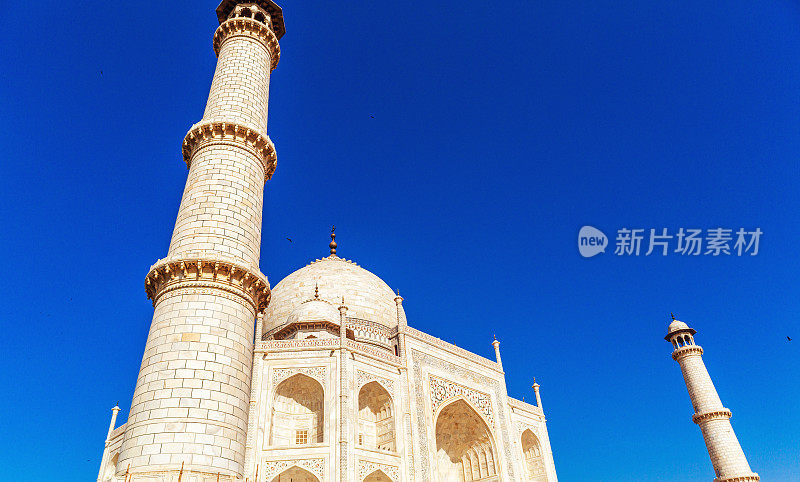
[287,298,340,325]
[264,255,403,333]
[667,320,690,333]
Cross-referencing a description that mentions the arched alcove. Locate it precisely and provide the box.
[521,429,547,481]
[363,469,393,482]
[270,373,324,446]
[435,399,498,481]
[357,381,395,451]
[270,466,320,482]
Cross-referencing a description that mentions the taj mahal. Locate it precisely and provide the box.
[95,2,759,482]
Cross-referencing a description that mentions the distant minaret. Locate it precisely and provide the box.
[665,316,759,482]
[116,1,284,479]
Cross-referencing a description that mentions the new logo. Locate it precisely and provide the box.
[579,226,607,258]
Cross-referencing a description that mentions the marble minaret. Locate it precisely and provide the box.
[117,2,284,479]
[666,317,759,482]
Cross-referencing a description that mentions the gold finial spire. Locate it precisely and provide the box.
[671,312,676,321]
[329,225,337,256]
[314,283,319,299]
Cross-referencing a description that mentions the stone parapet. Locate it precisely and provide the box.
[714,475,760,482]
[255,338,403,366]
[213,17,280,70]
[182,120,277,181]
[128,467,236,481]
[257,338,340,352]
[508,397,545,417]
[692,408,733,424]
[403,326,503,374]
[672,344,704,360]
[216,0,286,39]
[145,257,271,313]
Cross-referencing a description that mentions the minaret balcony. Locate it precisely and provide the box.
[671,344,704,360]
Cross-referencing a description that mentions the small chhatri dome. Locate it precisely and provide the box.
[286,287,340,325]
[665,314,697,340]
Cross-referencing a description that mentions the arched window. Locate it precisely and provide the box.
[522,429,547,481]
[357,381,395,451]
[254,12,266,24]
[270,466,319,482]
[270,374,324,446]
[435,399,498,481]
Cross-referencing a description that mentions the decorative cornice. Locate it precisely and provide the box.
[182,120,277,181]
[404,325,503,373]
[347,317,393,337]
[672,345,704,360]
[692,408,733,424]
[145,257,271,313]
[213,17,280,69]
[254,338,402,365]
[714,475,760,482]
[345,339,402,366]
[257,338,340,352]
[125,467,236,480]
[508,397,544,417]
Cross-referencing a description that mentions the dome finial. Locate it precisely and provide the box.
[314,283,319,299]
[671,312,676,321]
[329,225,337,256]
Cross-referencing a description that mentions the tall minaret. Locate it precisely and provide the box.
[117,2,284,479]
[665,316,759,482]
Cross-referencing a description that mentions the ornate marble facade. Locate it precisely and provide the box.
[96,2,558,481]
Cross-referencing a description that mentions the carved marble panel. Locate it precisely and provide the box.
[260,458,324,481]
[358,459,399,482]
[429,375,494,429]
[357,369,396,395]
[271,366,327,387]
[411,349,517,481]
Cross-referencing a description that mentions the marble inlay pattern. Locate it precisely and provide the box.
[260,458,324,480]
[272,366,326,387]
[411,349,517,481]
[429,375,494,429]
[357,369,396,395]
[358,459,399,482]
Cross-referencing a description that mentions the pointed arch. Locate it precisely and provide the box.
[358,381,396,451]
[435,398,499,481]
[269,373,324,446]
[521,429,547,481]
[363,468,393,482]
[270,465,320,482]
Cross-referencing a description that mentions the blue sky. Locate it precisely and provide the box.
[1,0,799,480]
